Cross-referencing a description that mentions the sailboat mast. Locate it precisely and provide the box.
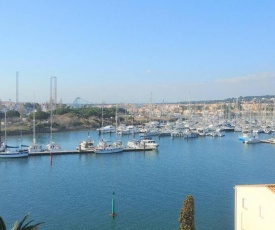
[115,104,118,140]
[101,102,104,128]
[33,104,36,144]
[100,102,104,139]
[50,78,53,143]
[4,110,7,146]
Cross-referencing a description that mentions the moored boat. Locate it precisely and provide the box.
[95,139,124,154]
[46,141,62,152]
[0,149,28,158]
[77,131,95,151]
[96,125,116,134]
[244,136,261,144]
[28,107,43,153]
[139,136,159,149]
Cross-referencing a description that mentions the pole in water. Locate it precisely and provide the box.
[50,151,52,165]
[110,191,116,217]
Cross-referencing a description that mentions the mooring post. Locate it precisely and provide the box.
[110,191,116,217]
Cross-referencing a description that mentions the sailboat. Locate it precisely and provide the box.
[0,115,5,152]
[241,108,260,144]
[46,77,61,152]
[127,117,143,149]
[95,104,124,154]
[0,110,28,158]
[28,106,43,153]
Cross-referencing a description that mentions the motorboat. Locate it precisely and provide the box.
[244,136,261,144]
[210,131,225,137]
[77,132,95,151]
[184,130,198,138]
[28,143,43,153]
[77,140,95,151]
[127,139,142,149]
[196,127,208,136]
[95,139,124,154]
[96,125,116,134]
[238,133,251,141]
[139,136,159,149]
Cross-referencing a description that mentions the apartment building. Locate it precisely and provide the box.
[235,184,275,230]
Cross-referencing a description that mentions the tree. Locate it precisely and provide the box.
[0,213,43,230]
[6,110,20,118]
[34,110,50,120]
[178,195,195,230]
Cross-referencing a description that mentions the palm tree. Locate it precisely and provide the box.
[0,213,43,230]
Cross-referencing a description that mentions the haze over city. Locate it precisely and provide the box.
[1,0,274,104]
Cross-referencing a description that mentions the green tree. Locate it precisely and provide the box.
[178,195,195,230]
[6,110,20,118]
[0,213,43,230]
[55,106,72,115]
[33,110,50,120]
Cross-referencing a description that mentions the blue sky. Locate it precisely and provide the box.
[0,0,275,104]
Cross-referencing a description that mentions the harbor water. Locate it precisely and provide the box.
[1,130,275,229]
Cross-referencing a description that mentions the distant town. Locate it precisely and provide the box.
[0,94,274,136]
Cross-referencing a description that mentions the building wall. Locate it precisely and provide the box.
[235,185,275,230]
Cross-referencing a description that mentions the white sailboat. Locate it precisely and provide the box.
[242,108,261,144]
[0,109,28,158]
[46,77,61,152]
[28,106,43,153]
[127,118,143,149]
[0,115,5,152]
[95,104,124,154]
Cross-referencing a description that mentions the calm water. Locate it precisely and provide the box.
[1,130,275,229]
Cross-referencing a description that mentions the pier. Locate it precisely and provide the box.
[28,147,155,156]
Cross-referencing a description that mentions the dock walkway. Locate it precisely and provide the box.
[29,147,155,156]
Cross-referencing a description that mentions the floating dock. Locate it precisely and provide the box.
[29,147,155,156]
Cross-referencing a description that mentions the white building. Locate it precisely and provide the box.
[235,184,275,230]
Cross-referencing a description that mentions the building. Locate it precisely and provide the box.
[235,184,275,230]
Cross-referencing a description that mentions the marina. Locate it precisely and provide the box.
[1,96,275,229]
[1,129,275,229]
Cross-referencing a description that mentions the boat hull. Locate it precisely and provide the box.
[95,147,123,154]
[0,152,28,158]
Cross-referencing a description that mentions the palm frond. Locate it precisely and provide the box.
[0,216,7,230]
[11,213,44,230]
[11,220,18,230]
[23,222,44,230]
[17,212,30,230]
[21,220,34,229]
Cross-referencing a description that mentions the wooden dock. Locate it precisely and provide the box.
[29,147,155,156]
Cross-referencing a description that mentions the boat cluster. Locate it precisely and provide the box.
[96,115,275,146]
[1,114,275,158]
[77,132,159,154]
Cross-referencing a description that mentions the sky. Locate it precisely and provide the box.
[0,0,275,104]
